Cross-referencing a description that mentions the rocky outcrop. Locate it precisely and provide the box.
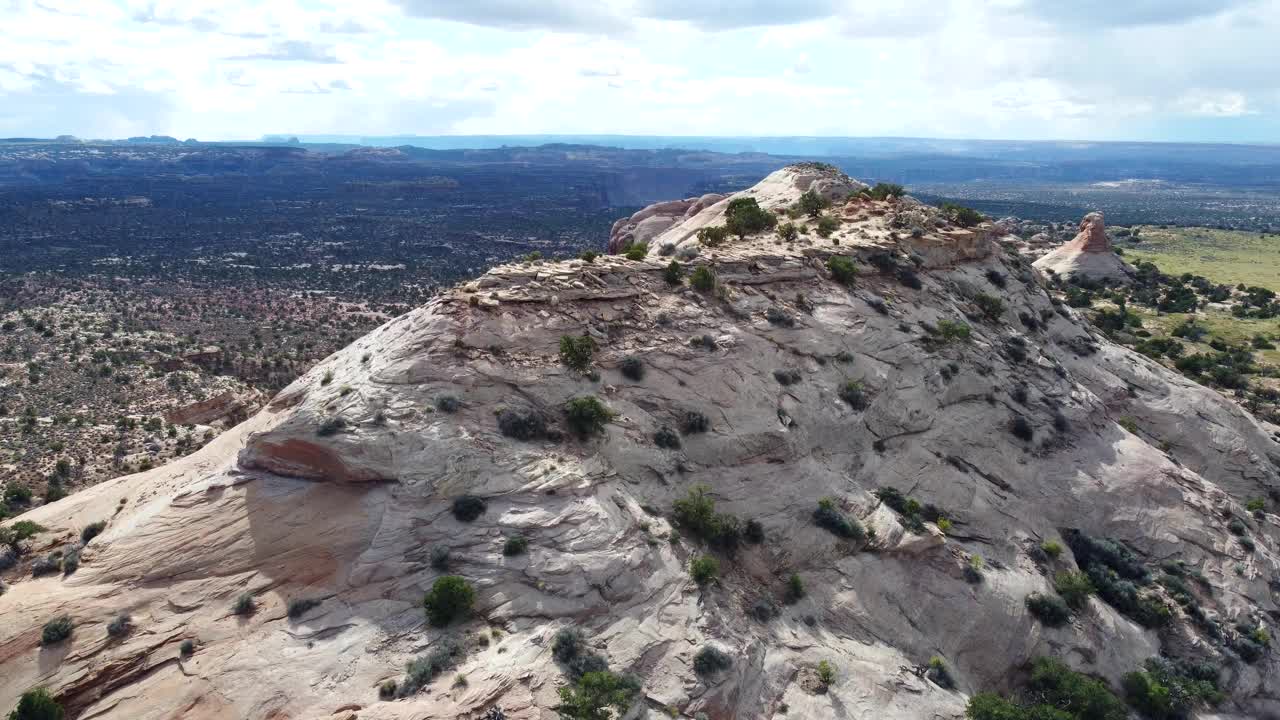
[1,166,1276,720]
[163,389,262,427]
[607,193,724,253]
[1033,211,1134,282]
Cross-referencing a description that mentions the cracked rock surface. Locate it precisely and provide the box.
[1,166,1277,720]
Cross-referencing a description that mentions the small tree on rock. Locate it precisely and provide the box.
[424,576,476,627]
[724,198,776,240]
[796,189,830,218]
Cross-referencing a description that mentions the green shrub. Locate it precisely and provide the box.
[942,203,984,228]
[1010,415,1034,442]
[654,426,681,449]
[435,394,462,413]
[816,660,835,686]
[927,656,955,689]
[694,645,733,676]
[4,484,33,507]
[400,639,461,695]
[619,356,645,381]
[744,519,765,544]
[838,380,868,410]
[663,260,683,285]
[559,334,597,372]
[1246,497,1266,514]
[430,546,450,571]
[2,520,46,548]
[867,183,905,201]
[725,197,777,239]
[672,485,741,549]
[452,495,487,522]
[8,688,64,720]
[973,293,1005,320]
[496,407,546,440]
[287,598,322,619]
[765,307,795,327]
[935,319,971,342]
[1053,571,1095,610]
[813,498,864,540]
[564,396,615,437]
[424,576,476,627]
[579,250,599,263]
[1028,657,1127,720]
[796,189,831,217]
[697,225,729,247]
[965,692,1025,720]
[690,266,717,292]
[1026,593,1071,627]
[60,548,79,575]
[503,535,528,556]
[40,616,73,645]
[898,267,923,289]
[552,628,610,680]
[681,410,710,434]
[556,670,639,720]
[816,215,840,238]
[233,593,255,616]
[106,614,131,638]
[690,555,719,585]
[80,521,107,545]
[316,417,346,437]
[180,639,195,656]
[624,243,649,261]
[776,222,798,241]
[964,554,985,584]
[31,552,61,577]
[1066,532,1148,581]
[773,368,802,386]
[826,255,857,286]
[1122,657,1224,719]
[1041,540,1064,559]
[786,573,805,603]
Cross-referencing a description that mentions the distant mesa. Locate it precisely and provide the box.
[1032,211,1134,283]
[125,135,181,144]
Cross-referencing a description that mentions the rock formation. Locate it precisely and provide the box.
[163,389,263,427]
[1032,211,1134,282]
[606,194,724,254]
[1,167,1277,720]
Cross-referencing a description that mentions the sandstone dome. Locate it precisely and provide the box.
[1,166,1276,720]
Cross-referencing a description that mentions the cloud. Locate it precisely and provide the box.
[227,40,341,64]
[318,17,378,34]
[579,66,622,78]
[1175,90,1254,117]
[634,0,840,30]
[0,0,1277,141]
[390,0,626,32]
[1016,0,1251,28]
[129,4,221,32]
[0,74,174,138]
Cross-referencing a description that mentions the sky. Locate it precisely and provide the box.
[1,0,1278,143]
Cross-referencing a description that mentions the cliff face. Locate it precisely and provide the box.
[1,167,1277,720]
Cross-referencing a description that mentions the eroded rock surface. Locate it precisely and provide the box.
[1033,211,1134,282]
[1,167,1276,720]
